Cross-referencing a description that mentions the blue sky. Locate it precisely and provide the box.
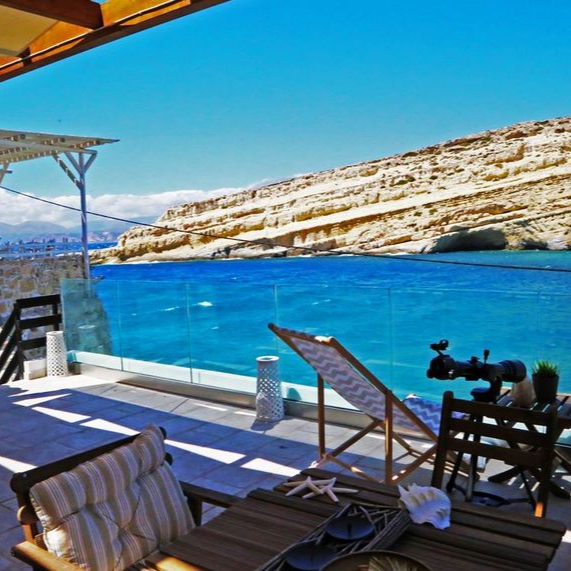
[1,0,571,225]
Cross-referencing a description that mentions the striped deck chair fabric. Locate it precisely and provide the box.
[269,323,447,483]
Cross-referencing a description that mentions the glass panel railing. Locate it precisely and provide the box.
[116,280,192,382]
[274,285,391,404]
[185,283,277,390]
[61,278,571,407]
[537,292,571,378]
[390,288,544,401]
[61,278,122,369]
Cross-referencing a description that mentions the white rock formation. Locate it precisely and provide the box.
[92,117,571,264]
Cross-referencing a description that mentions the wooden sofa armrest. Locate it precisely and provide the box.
[12,541,84,571]
[178,481,241,525]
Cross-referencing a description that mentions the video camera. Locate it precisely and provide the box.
[427,339,527,402]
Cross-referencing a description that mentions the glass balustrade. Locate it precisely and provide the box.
[61,278,571,407]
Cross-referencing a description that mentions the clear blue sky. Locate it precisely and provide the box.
[1,0,571,209]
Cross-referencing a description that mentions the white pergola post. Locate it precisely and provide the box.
[53,151,98,279]
[0,164,10,185]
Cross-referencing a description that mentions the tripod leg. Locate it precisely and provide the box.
[516,465,537,509]
[465,414,482,503]
[446,413,475,494]
[446,450,465,493]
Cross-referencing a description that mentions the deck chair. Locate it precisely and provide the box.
[269,323,449,484]
[10,426,239,571]
[431,391,558,517]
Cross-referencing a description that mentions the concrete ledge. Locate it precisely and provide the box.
[72,361,373,431]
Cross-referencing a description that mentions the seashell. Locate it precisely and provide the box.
[397,484,451,530]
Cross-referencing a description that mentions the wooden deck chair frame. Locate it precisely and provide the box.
[269,323,441,484]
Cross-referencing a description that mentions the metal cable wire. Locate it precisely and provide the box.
[2,183,571,273]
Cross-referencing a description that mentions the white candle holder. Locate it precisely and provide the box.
[46,331,69,377]
[256,355,284,422]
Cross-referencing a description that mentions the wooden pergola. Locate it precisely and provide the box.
[0,0,230,83]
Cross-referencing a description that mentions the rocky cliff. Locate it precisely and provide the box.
[92,117,571,264]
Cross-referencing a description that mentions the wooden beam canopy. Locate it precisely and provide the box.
[0,0,230,82]
[0,0,103,29]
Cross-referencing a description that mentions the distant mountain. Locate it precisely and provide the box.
[72,215,157,234]
[0,220,69,240]
[0,216,157,243]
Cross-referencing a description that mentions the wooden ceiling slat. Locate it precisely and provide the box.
[0,0,230,83]
[0,0,103,29]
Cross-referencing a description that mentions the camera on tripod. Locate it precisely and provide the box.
[426,339,527,402]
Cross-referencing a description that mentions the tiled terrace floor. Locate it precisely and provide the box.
[0,374,570,570]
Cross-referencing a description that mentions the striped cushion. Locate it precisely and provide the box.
[30,426,193,571]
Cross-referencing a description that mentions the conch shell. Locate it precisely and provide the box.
[397,484,451,530]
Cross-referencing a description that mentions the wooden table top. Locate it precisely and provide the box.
[147,468,566,571]
[497,390,571,430]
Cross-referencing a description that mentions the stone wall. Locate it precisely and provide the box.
[0,255,84,323]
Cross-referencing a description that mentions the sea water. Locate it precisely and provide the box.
[89,252,571,401]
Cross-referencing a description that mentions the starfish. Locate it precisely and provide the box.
[284,476,359,503]
[284,476,329,497]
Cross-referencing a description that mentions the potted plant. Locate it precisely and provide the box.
[532,360,560,403]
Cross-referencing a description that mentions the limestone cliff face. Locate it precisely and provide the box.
[92,117,571,264]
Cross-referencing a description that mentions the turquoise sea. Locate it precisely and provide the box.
[87,252,571,401]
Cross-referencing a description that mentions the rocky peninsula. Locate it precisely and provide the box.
[92,117,571,264]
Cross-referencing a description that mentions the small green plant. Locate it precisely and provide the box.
[532,360,560,377]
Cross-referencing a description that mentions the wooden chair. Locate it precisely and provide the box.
[10,428,240,571]
[269,323,450,484]
[431,391,559,518]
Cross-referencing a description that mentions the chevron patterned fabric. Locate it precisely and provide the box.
[403,395,449,434]
[292,337,432,435]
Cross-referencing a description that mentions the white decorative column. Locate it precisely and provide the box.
[256,356,284,422]
[46,331,69,377]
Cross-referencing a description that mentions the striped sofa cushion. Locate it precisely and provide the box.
[30,425,193,571]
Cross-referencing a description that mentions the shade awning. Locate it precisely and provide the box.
[0,0,230,83]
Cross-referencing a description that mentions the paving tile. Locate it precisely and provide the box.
[0,525,28,568]
[254,439,316,462]
[201,464,273,489]
[171,428,226,447]
[53,427,123,451]
[191,422,241,439]
[95,403,145,421]
[74,384,115,396]
[191,478,244,497]
[0,504,18,534]
[157,415,205,437]
[10,441,79,466]
[216,430,273,454]
[1,378,570,571]
[118,409,178,430]
[173,401,231,422]
[170,454,222,481]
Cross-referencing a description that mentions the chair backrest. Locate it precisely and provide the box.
[269,323,433,436]
[10,428,170,542]
[431,391,558,514]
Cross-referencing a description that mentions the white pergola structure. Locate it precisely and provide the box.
[0,129,117,277]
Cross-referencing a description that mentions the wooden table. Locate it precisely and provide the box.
[496,390,571,429]
[147,468,566,571]
[490,390,571,495]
